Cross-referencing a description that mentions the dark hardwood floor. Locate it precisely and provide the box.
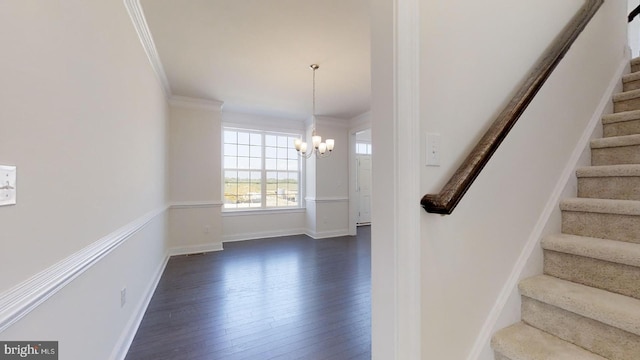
[125,226,371,360]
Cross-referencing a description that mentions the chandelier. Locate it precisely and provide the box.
[294,64,335,158]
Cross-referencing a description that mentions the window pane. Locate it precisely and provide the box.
[265,146,277,159]
[265,159,276,170]
[250,145,261,157]
[250,158,261,170]
[250,133,261,146]
[224,144,237,156]
[224,156,237,169]
[277,136,288,148]
[224,131,237,144]
[265,135,277,146]
[224,170,238,208]
[277,148,287,159]
[288,160,298,171]
[238,132,250,144]
[238,145,250,157]
[237,157,250,169]
[288,148,297,159]
[277,159,287,170]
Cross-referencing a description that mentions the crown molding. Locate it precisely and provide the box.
[168,96,224,111]
[123,0,172,98]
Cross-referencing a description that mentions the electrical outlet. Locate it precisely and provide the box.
[120,287,127,308]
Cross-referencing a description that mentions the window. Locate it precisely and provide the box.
[356,142,372,155]
[223,128,301,210]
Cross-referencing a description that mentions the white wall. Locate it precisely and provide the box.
[370,0,397,357]
[418,1,627,359]
[630,0,640,57]
[0,1,169,359]
[306,117,350,238]
[168,98,223,254]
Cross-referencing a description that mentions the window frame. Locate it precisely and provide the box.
[222,126,303,212]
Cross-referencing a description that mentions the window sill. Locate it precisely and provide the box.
[221,207,306,217]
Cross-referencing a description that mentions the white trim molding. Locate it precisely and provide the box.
[305,229,351,239]
[168,243,224,256]
[465,54,630,360]
[123,0,172,98]
[222,228,307,243]
[111,252,169,360]
[169,201,224,209]
[221,208,305,217]
[304,197,349,204]
[394,0,422,358]
[0,206,168,333]
[168,96,224,111]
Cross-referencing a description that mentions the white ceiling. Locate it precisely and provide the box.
[140,0,371,120]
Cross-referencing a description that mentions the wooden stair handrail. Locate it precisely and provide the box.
[421,0,604,214]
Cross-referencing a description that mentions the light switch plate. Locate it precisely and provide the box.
[425,133,441,167]
[0,165,17,206]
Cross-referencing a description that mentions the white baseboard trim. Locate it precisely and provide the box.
[168,243,224,256]
[0,206,168,333]
[222,228,307,243]
[110,252,170,360]
[465,55,629,360]
[305,229,351,239]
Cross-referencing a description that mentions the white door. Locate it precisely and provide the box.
[357,154,372,224]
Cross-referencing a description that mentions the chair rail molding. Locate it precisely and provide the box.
[0,206,168,332]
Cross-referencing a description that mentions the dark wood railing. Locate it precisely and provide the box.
[421,0,604,214]
[630,4,640,22]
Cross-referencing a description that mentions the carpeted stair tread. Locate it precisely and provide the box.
[542,234,640,268]
[613,88,640,102]
[560,197,640,215]
[491,322,607,360]
[602,109,640,125]
[623,71,640,83]
[631,57,640,67]
[576,164,640,177]
[591,133,640,149]
[519,275,640,336]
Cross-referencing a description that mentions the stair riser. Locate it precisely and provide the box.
[614,97,640,112]
[633,64,640,73]
[578,176,640,200]
[562,211,640,244]
[624,80,640,92]
[544,250,640,300]
[591,145,640,166]
[522,297,640,360]
[603,120,640,137]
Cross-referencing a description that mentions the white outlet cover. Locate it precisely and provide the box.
[0,165,16,206]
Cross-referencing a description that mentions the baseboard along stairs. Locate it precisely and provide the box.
[490,57,640,359]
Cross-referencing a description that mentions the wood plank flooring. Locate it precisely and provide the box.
[125,226,371,360]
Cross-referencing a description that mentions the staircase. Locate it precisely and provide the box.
[491,58,640,359]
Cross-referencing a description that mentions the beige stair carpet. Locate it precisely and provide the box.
[491,57,640,359]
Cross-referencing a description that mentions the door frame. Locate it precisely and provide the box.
[348,124,372,236]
